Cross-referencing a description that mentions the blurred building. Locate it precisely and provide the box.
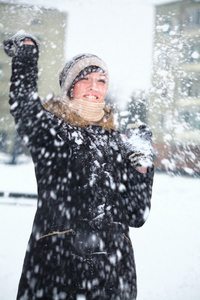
[0,1,67,157]
[149,0,200,174]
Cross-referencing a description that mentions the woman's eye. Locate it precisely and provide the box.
[80,77,88,81]
[98,79,106,83]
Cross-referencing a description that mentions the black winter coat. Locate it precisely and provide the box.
[9,46,154,300]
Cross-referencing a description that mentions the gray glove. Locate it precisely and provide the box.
[3,30,40,57]
[125,122,153,168]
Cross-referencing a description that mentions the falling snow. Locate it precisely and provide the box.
[0,1,199,299]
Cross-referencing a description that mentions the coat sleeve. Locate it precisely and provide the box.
[122,161,154,228]
[114,135,154,228]
[9,45,60,153]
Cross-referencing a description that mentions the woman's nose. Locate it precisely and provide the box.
[88,78,97,89]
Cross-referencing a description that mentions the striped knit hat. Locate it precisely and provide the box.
[59,53,109,98]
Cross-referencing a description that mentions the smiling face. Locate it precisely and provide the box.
[73,72,108,103]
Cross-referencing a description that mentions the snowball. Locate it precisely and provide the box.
[46,93,53,101]
[143,207,150,221]
[50,128,56,136]
[118,183,126,192]
[77,295,86,300]
[22,135,29,145]
[50,191,56,200]
[36,110,44,118]
[10,102,18,110]
[32,92,38,100]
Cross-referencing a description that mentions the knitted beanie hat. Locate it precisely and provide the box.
[59,53,109,98]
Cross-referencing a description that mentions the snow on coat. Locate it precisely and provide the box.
[9,45,154,300]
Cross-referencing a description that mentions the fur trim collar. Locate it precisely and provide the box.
[42,96,119,131]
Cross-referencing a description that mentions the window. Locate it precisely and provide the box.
[198,9,200,24]
[162,20,172,34]
[182,42,200,64]
[158,114,166,130]
[0,64,3,79]
[0,131,7,152]
[183,8,200,29]
[189,43,200,63]
[160,53,170,69]
[31,19,42,26]
[179,73,200,98]
[178,108,200,130]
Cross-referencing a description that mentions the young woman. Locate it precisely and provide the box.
[4,31,154,300]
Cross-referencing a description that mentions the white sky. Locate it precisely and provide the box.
[64,0,154,102]
[13,0,180,106]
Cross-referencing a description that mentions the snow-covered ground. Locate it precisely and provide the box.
[0,157,199,300]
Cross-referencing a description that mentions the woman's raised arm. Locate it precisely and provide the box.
[4,31,61,152]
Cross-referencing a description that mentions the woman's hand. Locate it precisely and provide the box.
[136,166,148,174]
[23,40,36,46]
[3,30,40,57]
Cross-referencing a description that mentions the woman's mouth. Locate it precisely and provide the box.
[84,94,98,99]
